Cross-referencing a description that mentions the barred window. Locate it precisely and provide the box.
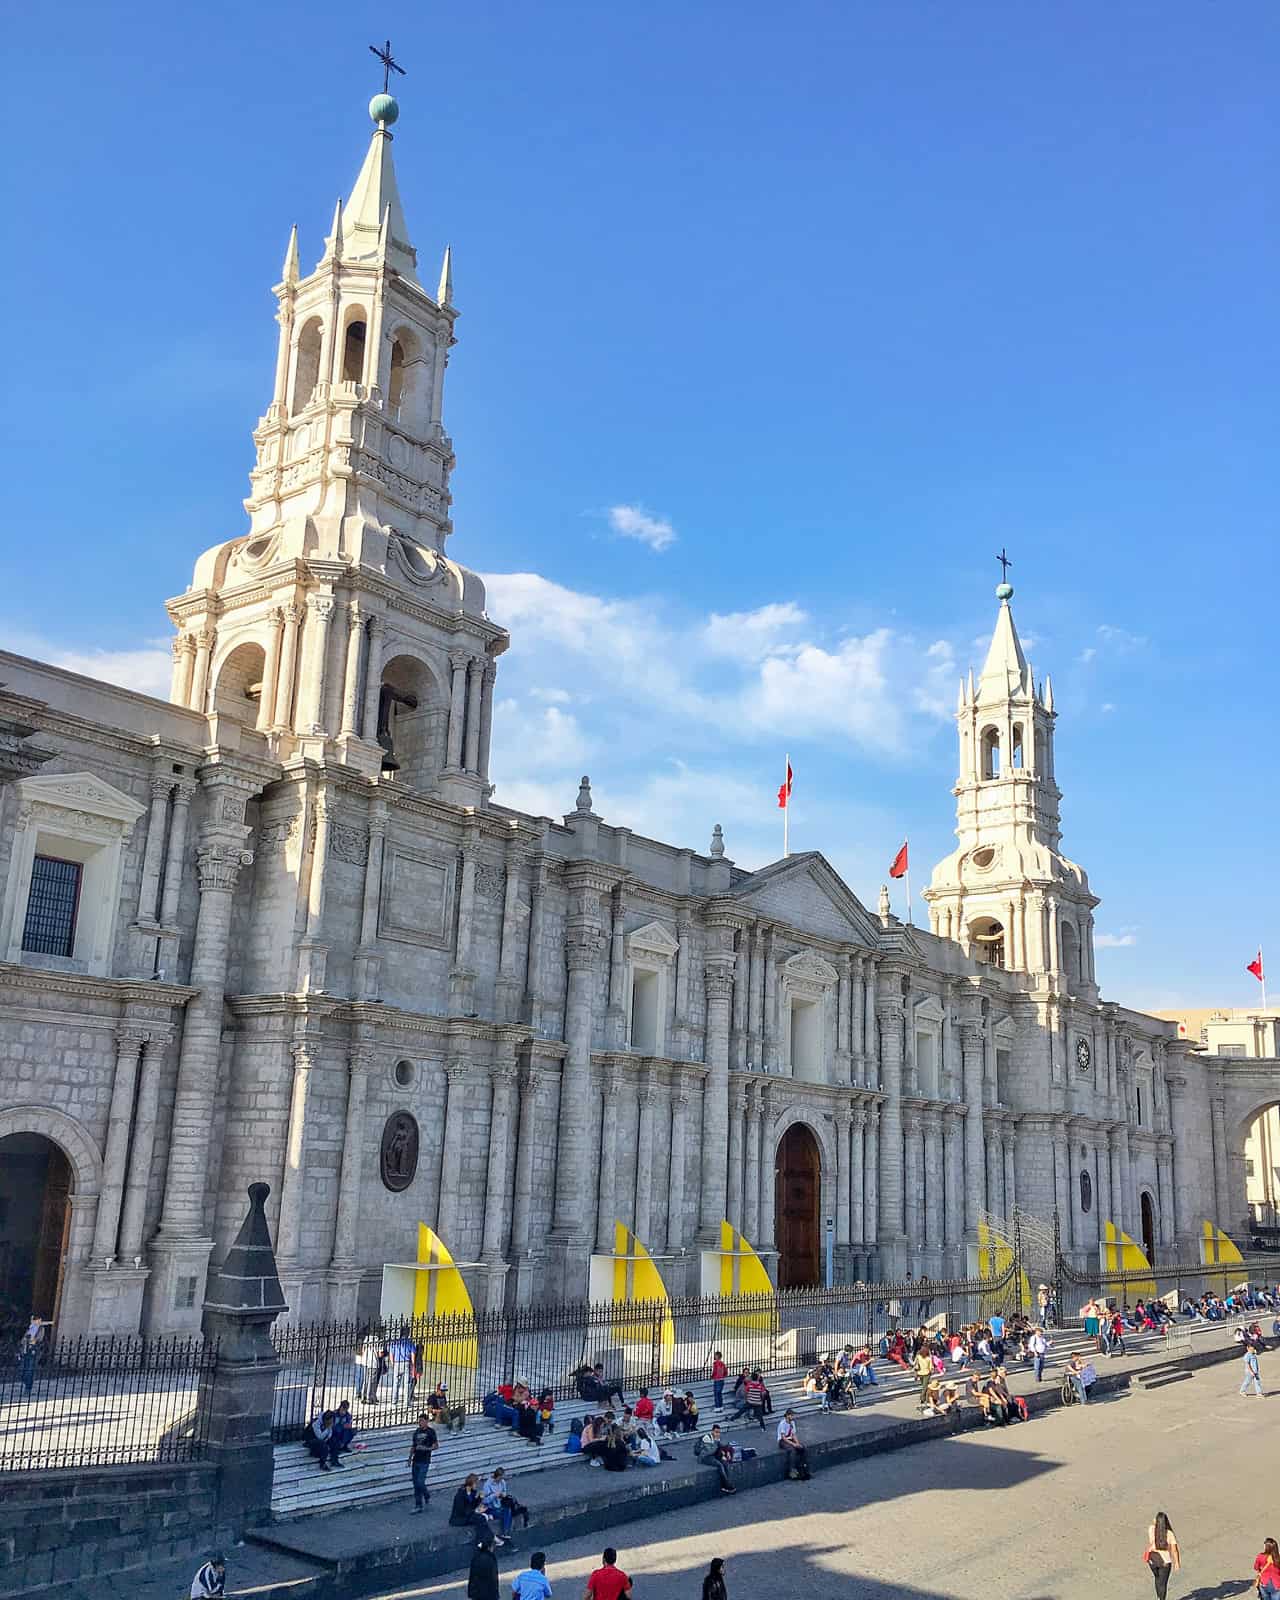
[21,855,82,958]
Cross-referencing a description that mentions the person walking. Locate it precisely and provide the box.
[1030,1326,1049,1383]
[702,1558,727,1600]
[468,1533,501,1600]
[584,1547,632,1600]
[1252,1537,1280,1599]
[190,1553,226,1598]
[408,1412,438,1511]
[513,1552,553,1600]
[1144,1511,1180,1600]
[1240,1344,1264,1398]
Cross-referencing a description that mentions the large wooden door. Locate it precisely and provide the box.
[775,1124,821,1288]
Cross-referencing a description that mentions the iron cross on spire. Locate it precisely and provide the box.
[996,547,1013,582]
[369,38,407,93]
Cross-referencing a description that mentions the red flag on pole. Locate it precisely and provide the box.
[1247,951,1264,982]
[777,764,793,808]
[889,840,909,879]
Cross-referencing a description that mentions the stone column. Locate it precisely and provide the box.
[982,1015,996,1106]
[1211,1095,1232,1229]
[849,1107,865,1248]
[152,797,253,1328]
[1164,1075,1190,1248]
[1002,1126,1017,1217]
[445,650,469,769]
[903,986,917,1094]
[758,1088,777,1262]
[496,841,527,1021]
[1117,1129,1134,1245]
[191,628,215,713]
[170,635,189,703]
[863,1106,880,1259]
[481,1062,518,1270]
[852,956,867,1083]
[553,894,604,1253]
[1108,1127,1125,1237]
[596,1066,622,1251]
[732,931,749,1071]
[463,656,484,773]
[359,615,384,740]
[922,1110,943,1253]
[748,926,765,1070]
[1156,1144,1175,1249]
[274,602,304,728]
[864,956,878,1071]
[604,886,628,1048]
[673,910,694,1053]
[136,776,173,925]
[257,608,285,734]
[943,1108,963,1256]
[478,660,497,782]
[902,1111,921,1250]
[959,1015,986,1238]
[727,1087,745,1229]
[155,779,195,931]
[699,951,735,1237]
[510,1064,549,1284]
[634,1073,658,1243]
[762,930,779,1072]
[1053,1125,1071,1247]
[118,1035,164,1262]
[835,1107,853,1256]
[450,833,478,1012]
[665,1075,690,1254]
[328,1046,373,1290]
[299,597,334,733]
[354,801,387,1000]
[436,1059,470,1246]
[523,859,549,1034]
[837,961,851,1060]
[1066,1131,1084,1251]
[274,1041,314,1272]
[985,1123,1003,1219]
[339,602,365,737]
[744,1084,762,1241]
[876,975,906,1267]
[91,1027,149,1262]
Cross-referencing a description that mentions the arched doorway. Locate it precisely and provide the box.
[775,1124,821,1288]
[0,1133,72,1340]
[1139,1190,1156,1268]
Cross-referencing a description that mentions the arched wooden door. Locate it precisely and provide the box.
[1140,1191,1157,1268]
[775,1124,821,1288]
[0,1133,72,1339]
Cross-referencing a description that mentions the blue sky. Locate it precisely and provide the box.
[2,0,1276,1008]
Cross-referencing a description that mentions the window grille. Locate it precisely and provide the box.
[20,854,82,958]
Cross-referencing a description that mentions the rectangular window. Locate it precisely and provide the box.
[21,854,82,958]
[1218,1044,1247,1058]
[1136,1085,1144,1126]
[790,996,822,1080]
[629,969,659,1054]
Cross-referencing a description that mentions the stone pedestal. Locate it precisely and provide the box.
[438,768,488,808]
[545,1231,591,1303]
[144,1237,216,1336]
[325,1267,363,1322]
[85,1264,149,1336]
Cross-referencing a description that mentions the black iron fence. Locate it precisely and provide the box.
[270,1264,1019,1442]
[0,1334,218,1472]
[1056,1250,1280,1310]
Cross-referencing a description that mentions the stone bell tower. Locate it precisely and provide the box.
[924,576,1099,991]
[164,82,506,804]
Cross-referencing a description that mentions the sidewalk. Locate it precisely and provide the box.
[90,1322,1250,1600]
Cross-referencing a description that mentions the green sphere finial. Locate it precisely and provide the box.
[996,581,1014,601]
[369,93,400,127]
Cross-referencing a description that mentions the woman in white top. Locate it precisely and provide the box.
[631,1429,661,1466]
[1145,1510,1181,1600]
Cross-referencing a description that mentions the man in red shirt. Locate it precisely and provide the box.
[585,1548,632,1600]
[633,1389,655,1422]
[711,1352,728,1411]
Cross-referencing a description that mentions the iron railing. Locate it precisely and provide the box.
[270,1265,1019,1442]
[1055,1250,1280,1306]
[0,1334,218,1472]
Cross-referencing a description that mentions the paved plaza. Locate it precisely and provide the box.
[356,1364,1271,1600]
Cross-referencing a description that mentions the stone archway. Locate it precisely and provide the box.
[775,1123,822,1288]
[0,1107,102,1341]
[1139,1190,1157,1268]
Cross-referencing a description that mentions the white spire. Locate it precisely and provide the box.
[281,224,299,286]
[341,125,418,279]
[977,591,1029,701]
[322,198,344,262]
[1043,673,1055,713]
[437,244,453,307]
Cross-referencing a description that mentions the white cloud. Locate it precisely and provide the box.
[1078,646,1097,664]
[491,699,592,773]
[1095,930,1137,948]
[1100,701,1115,714]
[2,625,173,700]
[702,602,807,664]
[607,503,677,552]
[530,687,573,704]
[1095,624,1148,651]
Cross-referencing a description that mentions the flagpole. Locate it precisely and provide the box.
[905,839,912,925]
[1263,946,1268,1013]
[783,751,790,859]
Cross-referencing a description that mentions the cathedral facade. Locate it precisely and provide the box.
[0,94,1247,1339]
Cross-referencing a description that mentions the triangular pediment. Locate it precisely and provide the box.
[730,852,880,947]
[626,919,680,957]
[17,770,146,825]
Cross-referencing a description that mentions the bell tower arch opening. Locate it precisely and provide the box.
[377,653,447,789]
[775,1123,822,1288]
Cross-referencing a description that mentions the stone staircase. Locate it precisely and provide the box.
[270,1321,1131,1521]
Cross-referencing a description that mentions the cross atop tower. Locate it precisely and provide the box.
[369,39,406,93]
[996,547,1013,584]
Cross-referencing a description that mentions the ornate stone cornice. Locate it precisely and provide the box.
[0,963,197,1007]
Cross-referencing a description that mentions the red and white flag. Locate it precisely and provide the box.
[777,763,793,809]
[1247,950,1265,983]
[889,840,909,879]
